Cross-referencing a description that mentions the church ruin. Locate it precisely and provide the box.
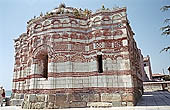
[12,4,143,109]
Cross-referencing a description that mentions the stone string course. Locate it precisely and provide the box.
[12,5,143,109]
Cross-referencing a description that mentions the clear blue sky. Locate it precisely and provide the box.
[0,0,170,90]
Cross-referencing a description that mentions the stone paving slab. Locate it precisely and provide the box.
[137,91,170,106]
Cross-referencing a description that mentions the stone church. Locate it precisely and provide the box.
[12,4,143,109]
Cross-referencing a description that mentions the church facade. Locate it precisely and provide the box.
[12,4,143,109]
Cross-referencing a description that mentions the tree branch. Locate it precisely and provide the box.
[161,5,170,12]
[161,46,170,52]
[161,31,170,36]
[161,25,170,31]
[161,5,170,52]
[164,19,170,24]
[161,25,170,36]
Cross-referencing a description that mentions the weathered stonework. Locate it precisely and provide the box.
[12,4,143,108]
[143,81,170,92]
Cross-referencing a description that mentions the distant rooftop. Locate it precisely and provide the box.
[152,73,164,77]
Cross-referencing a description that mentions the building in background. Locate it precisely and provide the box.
[12,4,144,109]
[152,73,170,82]
[138,50,149,81]
[143,55,152,81]
[152,73,165,81]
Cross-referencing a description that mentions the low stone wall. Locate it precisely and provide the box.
[143,81,170,92]
[10,93,24,106]
[21,92,136,109]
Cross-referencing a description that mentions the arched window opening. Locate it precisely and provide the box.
[97,55,103,73]
[42,55,48,78]
[36,52,49,79]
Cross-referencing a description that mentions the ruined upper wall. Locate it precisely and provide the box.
[13,5,132,73]
[26,5,127,37]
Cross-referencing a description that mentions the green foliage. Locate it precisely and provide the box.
[40,12,43,17]
[161,5,170,36]
[66,10,69,14]
[83,9,92,17]
[163,75,170,81]
[59,3,66,8]
[161,5,170,52]
[161,5,170,12]
[101,5,110,11]
[73,9,80,17]
[102,5,105,10]
[161,25,170,36]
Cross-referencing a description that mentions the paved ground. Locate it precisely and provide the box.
[1,91,170,110]
[137,91,170,106]
[1,106,170,110]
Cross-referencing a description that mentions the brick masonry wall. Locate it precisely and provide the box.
[12,6,143,108]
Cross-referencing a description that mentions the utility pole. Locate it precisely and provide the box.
[162,69,165,75]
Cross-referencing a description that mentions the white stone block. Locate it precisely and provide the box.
[122,39,128,46]
[85,46,89,51]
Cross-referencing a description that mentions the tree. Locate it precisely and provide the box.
[83,9,92,17]
[163,75,170,81]
[161,5,170,52]
[73,8,80,17]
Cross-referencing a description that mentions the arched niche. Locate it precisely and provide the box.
[32,44,54,59]
[43,20,51,27]
[34,24,42,29]
[62,19,69,27]
[32,45,54,79]
[112,14,122,20]
[94,17,100,22]
[70,20,78,27]
[52,20,61,27]
[93,17,101,25]
[35,50,48,78]
[101,16,111,24]
[112,14,122,23]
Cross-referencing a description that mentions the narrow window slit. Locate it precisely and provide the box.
[43,55,48,78]
[97,55,103,73]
